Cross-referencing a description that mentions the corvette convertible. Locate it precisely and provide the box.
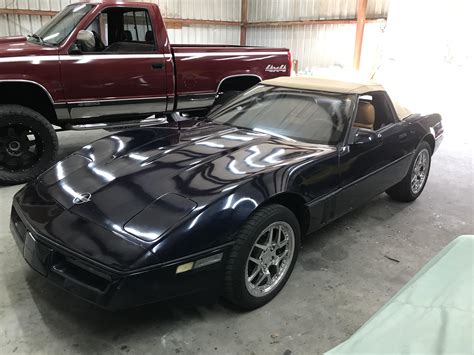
[10,77,443,310]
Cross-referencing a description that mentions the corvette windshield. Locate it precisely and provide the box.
[30,4,94,46]
[210,85,354,145]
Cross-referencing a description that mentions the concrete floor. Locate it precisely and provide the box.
[0,120,472,355]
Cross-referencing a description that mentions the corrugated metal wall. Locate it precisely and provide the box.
[0,0,241,44]
[247,0,389,75]
[144,0,241,44]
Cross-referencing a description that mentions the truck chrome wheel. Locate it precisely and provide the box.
[411,148,430,194]
[0,124,40,171]
[245,221,295,297]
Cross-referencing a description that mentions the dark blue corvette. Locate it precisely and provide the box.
[10,77,443,310]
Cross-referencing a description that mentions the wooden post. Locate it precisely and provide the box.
[353,0,368,70]
[240,0,248,46]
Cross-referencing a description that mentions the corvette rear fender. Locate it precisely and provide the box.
[422,133,435,154]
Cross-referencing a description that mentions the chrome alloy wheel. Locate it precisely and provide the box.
[411,148,430,194]
[245,221,295,297]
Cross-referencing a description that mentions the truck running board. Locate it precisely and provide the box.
[65,116,168,131]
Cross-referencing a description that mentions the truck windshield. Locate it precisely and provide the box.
[210,85,354,145]
[29,3,94,46]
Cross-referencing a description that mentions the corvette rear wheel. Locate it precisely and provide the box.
[386,141,432,202]
[224,204,300,310]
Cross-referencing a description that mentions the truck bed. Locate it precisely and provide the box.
[171,45,291,110]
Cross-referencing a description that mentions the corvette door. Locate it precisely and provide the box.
[335,93,414,217]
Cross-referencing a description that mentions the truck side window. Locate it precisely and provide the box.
[82,7,156,53]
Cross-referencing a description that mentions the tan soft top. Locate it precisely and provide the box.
[262,76,385,95]
[261,76,412,119]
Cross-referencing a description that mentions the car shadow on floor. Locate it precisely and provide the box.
[5,193,411,353]
[300,193,411,254]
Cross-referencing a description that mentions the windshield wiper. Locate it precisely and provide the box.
[27,34,44,45]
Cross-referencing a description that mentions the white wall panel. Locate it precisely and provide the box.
[167,24,240,44]
[248,0,388,22]
[247,0,389,75]
[375,0,473,117]
[247,21,385,74]
[147,0,240,21]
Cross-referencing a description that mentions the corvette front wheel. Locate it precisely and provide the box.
[224,204,300,310]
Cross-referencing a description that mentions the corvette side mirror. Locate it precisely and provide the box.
[350,128,379,145]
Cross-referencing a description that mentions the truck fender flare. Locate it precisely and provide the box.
[216,74,262,94]
[0,79,55,104]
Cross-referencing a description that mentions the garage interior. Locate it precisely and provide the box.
[0,0,472,354]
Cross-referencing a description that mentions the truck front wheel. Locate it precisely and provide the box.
[0,105,58,184]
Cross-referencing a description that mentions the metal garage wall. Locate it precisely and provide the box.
[167,25,240,45]
[0,0,241,44]
[247,0,389,75]
[144,0,241,44]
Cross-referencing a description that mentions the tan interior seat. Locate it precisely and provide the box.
[353,101,375,130]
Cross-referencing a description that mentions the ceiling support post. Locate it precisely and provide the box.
[353,0,368,70]
[240,0,248,45]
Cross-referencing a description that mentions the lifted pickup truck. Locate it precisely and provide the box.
[0,1,291,184]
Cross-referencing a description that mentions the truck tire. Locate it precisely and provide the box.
[0,105,58,185]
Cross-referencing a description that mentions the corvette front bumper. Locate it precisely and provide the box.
[10,206,232,310]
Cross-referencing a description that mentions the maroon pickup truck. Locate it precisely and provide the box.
[0,1,291,184]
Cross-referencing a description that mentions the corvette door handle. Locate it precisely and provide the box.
[151,62,164,69]
[398,133,408,141]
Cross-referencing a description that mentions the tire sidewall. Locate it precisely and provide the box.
[0,105,57,183]
[229,205,301,309]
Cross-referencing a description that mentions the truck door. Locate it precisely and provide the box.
[60,6,169,119]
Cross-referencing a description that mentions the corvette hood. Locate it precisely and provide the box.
[38,123,335,229]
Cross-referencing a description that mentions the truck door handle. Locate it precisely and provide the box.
[151,62,164,69]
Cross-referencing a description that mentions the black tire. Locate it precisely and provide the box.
[0,105,58,184]
[224,204,301,310]
[386,141,432,202]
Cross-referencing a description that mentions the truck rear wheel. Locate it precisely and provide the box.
[0,105,58,185]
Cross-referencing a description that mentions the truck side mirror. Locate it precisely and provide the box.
[75,30,95,51]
